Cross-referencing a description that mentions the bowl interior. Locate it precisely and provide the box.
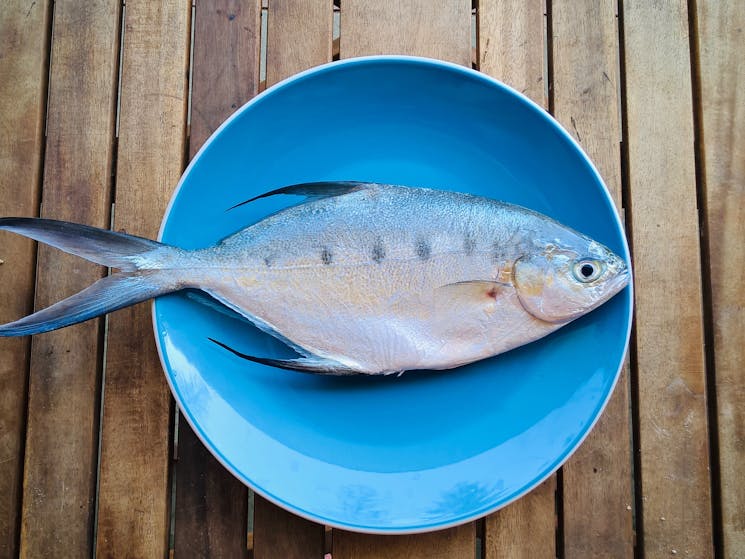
[155,57,632,532]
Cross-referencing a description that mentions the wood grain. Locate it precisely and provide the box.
[266,0,332,86]
[477,2,557,557]
[189,0,261,152]
[15,1,120,557]
[484,479,556,559]
[172,1,260,556]
[551,1,634,557]
[173,422,250,559]
[95,1,191,557]
[623,1,713,557]
[341,0,472,66]
[252,498,325,559]
[478,0,546,107]
[695,1,745,556]
[249,1,332,554]
[0,2,51,557]
[334,523,476,559]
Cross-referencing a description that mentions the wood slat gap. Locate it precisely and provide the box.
[615,5,642,558]
[258,6,267,91]
[93,1,127,545]
[544,0,554,115]
[42,3,55,141]
[616,0,632,246]
[686,0,724,557]
[544,6,564,555]
[473,0,479,71]
[476,517,485,559]
[471,9,477,69]
[185,2,196,141]
[168,407,179,554]
[555,466,565,559]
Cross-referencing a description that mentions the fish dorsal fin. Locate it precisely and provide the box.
[436,280,513,309]
[227,181,369,211]
[208,338,360,376]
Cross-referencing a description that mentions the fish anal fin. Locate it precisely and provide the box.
[208,338,360,376]
[227,181,368,211]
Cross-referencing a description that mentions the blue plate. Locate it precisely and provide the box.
[154,56,632,533]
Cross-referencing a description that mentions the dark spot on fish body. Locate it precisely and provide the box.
[415,240,431,261]
[321,247,333,265]
[263,256,273,268]
[371,239,385,263]
[463,232,476,255]
[491,241,501,262]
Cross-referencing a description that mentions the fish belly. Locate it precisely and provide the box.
[199,257,556,374]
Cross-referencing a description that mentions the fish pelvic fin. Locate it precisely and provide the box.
[208,338,362,376]
[0,271,180,336]
[227,181,369,211]
[0,217,189,336]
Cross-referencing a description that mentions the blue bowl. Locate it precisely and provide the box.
[155,56,632,533]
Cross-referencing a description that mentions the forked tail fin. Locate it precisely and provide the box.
[0,217,186,336]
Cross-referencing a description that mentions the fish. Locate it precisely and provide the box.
[0,182,630,375]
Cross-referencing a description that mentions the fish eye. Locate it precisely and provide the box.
[573,259,603,283]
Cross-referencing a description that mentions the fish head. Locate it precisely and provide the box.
[512,238,629,324]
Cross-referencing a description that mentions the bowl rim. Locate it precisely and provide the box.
[153,54,634,534]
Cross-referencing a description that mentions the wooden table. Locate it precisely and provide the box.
[0,1,742,557]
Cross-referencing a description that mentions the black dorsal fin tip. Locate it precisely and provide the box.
[226,181,369,212]
[208,337,359,376]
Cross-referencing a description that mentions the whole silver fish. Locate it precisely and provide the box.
[0,182,629,375]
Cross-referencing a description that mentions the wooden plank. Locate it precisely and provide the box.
[334,523,476,559]
[341,0,471,66]
[172,1,260,556]
[333,1,473,554]
[188,0,261,152]
[252,498,325,559]
[477,2,557,557]
[95,1,191,556]
[695,2,745,556]
[249,2,331,556]
[266,0,332,85]
[14,1,120,557]
[484,479,556,559]
[0,2,51,557]
[623,1,713,557]
[173,424,250,558]
[551,1,634,557]
[478,0,546,107]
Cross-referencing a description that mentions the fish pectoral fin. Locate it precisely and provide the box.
[227,181,369,211]
[436,280,513,308]
[208,338,361,376]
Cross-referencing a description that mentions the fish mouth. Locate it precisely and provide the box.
[607,263,631,296]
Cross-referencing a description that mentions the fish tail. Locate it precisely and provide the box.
[0,217,168,271]
[0,217,186,336]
